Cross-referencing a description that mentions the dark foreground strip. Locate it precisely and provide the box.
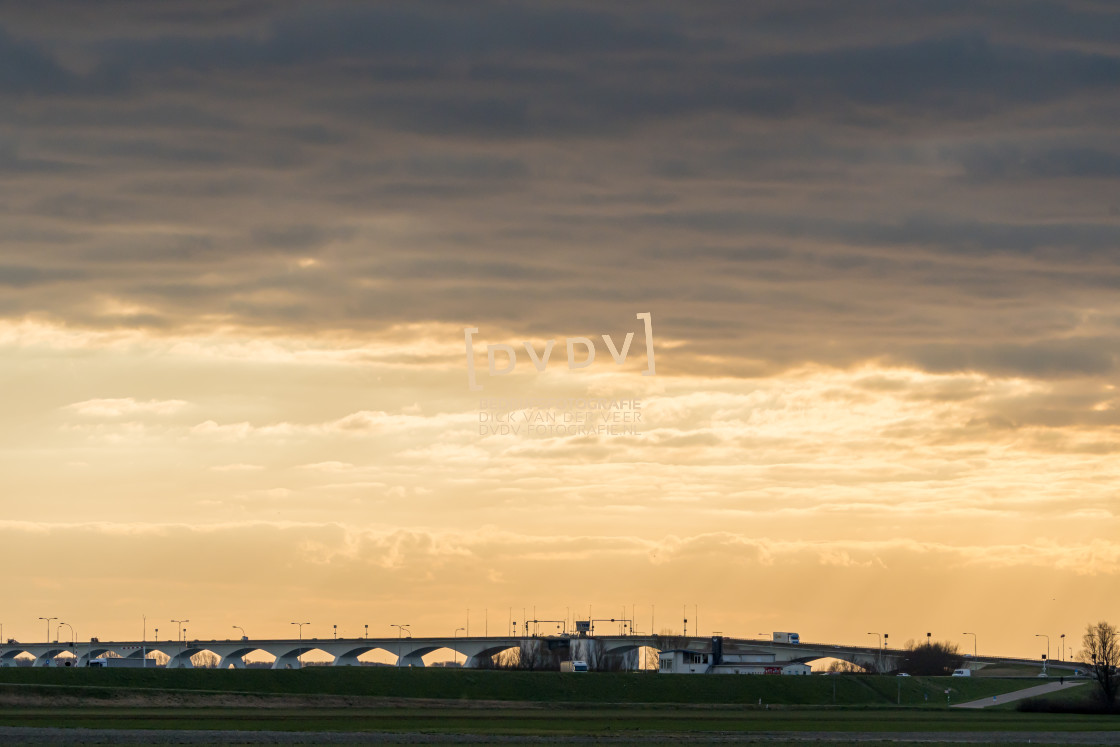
[2,728,1120,745]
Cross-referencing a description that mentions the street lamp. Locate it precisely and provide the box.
[391,625,410,668]
[867,633,882,671]
[233,625,245,640]
[170,619,188,668]
[1060,633,1066,662]
[926,632,931,648]
[289,622,310,668]
[963,632,977,658]
[454,627,465,665]
[58,623,75,665]
[333,624,337,640]
[364,624,368,639]
[1036,634,1050,674]
[38,617,57,644]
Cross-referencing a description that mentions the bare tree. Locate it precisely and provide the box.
[191,651,220,668]
[1079,621,1119,708]
[518,640,548,671]
[899,640,962,676]
[477,648,521,670]
[827,659,870,674]
[652,634,689,654]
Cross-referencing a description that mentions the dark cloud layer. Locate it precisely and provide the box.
[1,0,1119,381]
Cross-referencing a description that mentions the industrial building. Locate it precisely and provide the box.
[657,636,813,675]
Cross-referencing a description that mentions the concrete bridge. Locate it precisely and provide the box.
[1,635,518,669]
[0,634,1037,672]
[0,634,658,669]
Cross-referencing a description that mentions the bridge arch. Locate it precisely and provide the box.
[463,642,520,668]
[0,647,35,666]
[786,651,894,672]
[329,644,398,667]
[267,646,336,669]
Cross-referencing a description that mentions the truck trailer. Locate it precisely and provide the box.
[560,660,589,672]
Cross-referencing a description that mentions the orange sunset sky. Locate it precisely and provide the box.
[2,1,1119,661]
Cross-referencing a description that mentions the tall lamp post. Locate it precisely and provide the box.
[963,632,977,658]
[867,632,882,672]
[454,627,465,665]
[171,619,189,669]
[233,625,245,640]
[1036,634,1050,675]
[391,624,410,667]
[291,622,309,668]
[38,617,57,644]
[1060,633,1066,662]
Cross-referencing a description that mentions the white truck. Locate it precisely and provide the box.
[772,632,800,644]
[560,660,589,672]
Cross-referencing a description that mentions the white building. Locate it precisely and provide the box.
[657,647,812,675]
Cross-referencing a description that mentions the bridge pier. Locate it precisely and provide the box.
[332,654,363,667]
[395,652,425,667]
[219,654,246,669]
[272,652,303,669]
[167,653,195,669]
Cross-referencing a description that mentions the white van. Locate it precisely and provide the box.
[951,668,971,677]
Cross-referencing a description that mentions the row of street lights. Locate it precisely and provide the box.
[1036,632,1070,668]
[6,619,1072,665]
[18,620,403,644]
[862,630,1068,664]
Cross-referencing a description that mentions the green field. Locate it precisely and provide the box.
[0,669,1116,741]
[0,667,1048,705]
[0,704,1118,735]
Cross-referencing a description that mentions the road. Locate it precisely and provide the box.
[953,680,1087,709]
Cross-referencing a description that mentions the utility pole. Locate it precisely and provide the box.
[38,617,57,644]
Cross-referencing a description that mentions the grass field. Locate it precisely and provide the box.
[0,669,1116,740]
[0,667,1051,706]
[0,703,1118,737]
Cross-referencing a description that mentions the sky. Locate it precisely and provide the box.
[1,0,1119,662]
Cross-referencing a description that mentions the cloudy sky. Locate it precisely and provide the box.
[2,0,1118,659]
